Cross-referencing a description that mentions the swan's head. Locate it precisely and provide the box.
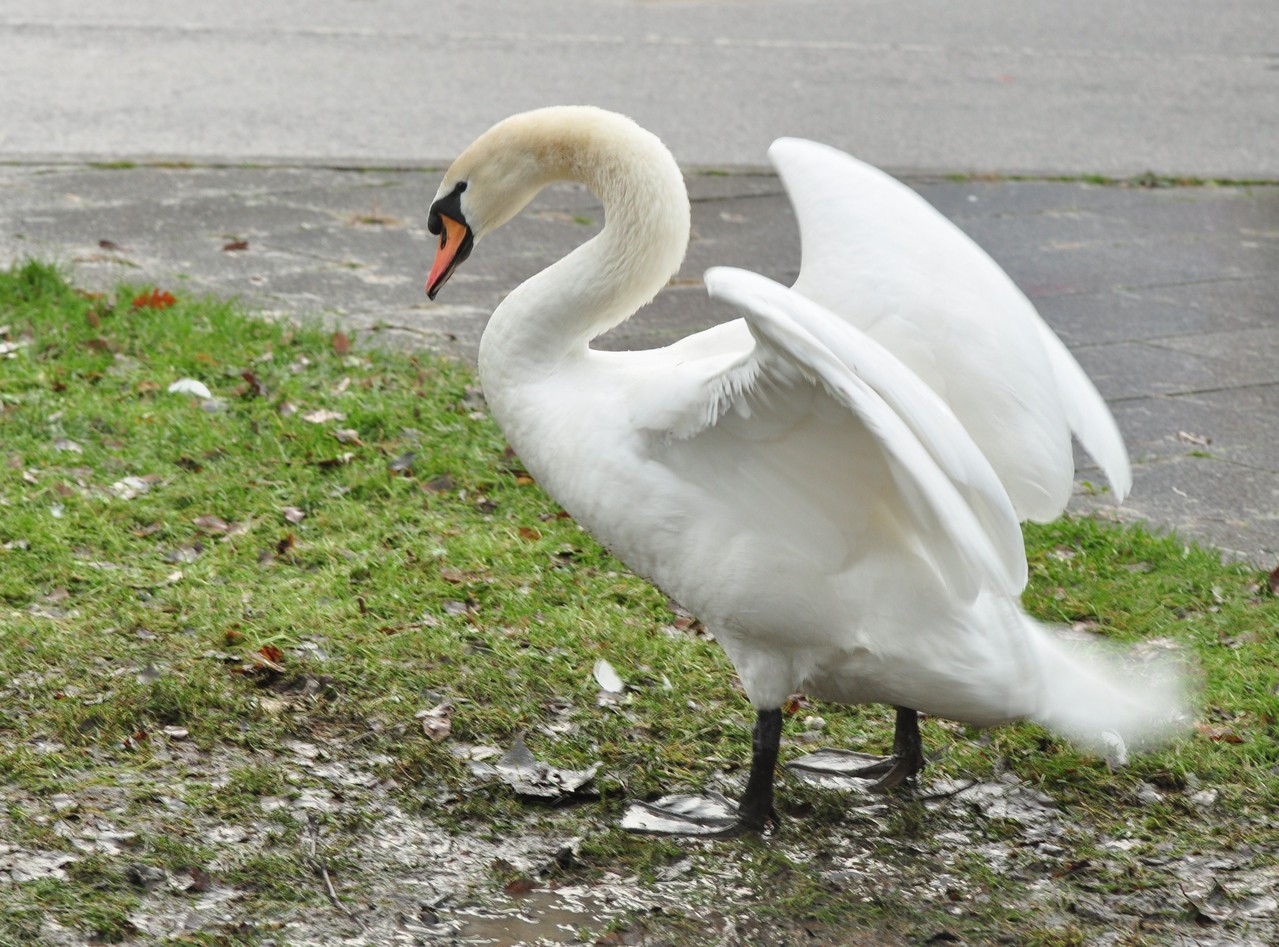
[426,109,588,299]
[426,106,686,300]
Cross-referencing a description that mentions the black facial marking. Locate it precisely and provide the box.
[428,180,468,235]
[425,180,475,299]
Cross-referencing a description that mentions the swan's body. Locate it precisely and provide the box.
[426,107,1183,834]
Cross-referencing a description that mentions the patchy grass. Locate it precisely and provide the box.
[0,260,1276,945]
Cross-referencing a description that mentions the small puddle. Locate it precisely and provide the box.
[455,888,613,945]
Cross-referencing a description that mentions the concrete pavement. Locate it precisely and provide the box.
[2,1,1278,566]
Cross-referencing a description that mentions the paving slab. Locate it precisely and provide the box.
[3,163,1277,565]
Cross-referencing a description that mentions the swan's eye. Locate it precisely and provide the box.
[428,180,468,236]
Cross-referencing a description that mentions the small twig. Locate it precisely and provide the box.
[339,720,409,748]
[305,814,362,926]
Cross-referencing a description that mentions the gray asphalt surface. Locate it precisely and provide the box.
[2,0,1277,176]
[2,1,1278,565]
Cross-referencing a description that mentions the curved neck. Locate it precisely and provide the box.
[478,115,691,385]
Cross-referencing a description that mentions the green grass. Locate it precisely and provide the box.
[0,260,1276,945]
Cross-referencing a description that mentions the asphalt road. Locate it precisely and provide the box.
[1,0,1277,176]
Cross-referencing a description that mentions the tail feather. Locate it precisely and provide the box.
[1021,617,1190,762]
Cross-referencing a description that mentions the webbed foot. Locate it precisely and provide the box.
[621,791,776,837]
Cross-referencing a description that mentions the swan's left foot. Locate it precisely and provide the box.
[787,707,925,792]
[620,708,782,837]
[621,791,775,837]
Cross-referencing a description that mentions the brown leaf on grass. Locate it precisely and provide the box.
[440,566,466,584]
[122,728,149,750]
[98,239,125,252]
[276,533,296,556]
[131,288,177,310]
[86,309,101,328]
[417,701,453,742]
[332,331,351,356]
[281,506,305,524]
[193,515,230,534]
[517,526,541,542]
[242,645,286,676]
[424,474,455,492]
[503,877,537,896]
[1195,723,1244,743]
[1267,563,1279,596]
[222,240,249,252]
[331,428,362,445]
[86,337,116,353]
[239,371,268,399]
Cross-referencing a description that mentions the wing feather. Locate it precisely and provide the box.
[676,266,1027,600]
[768,136,1130,517]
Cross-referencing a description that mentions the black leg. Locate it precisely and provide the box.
[892,707,925,771]
[621,707,784,836]
[736,708,783,831]
[786,704,927,792]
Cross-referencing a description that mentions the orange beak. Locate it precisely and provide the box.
[426,214,473,299]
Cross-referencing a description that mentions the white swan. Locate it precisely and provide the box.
[425,107,1184,835]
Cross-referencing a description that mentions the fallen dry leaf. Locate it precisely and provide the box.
[417,701,453,742]
[332,331,351,356]
[111,476,155,500]
[314,452,354,469]
[302,409,346,424]
[517,526,541,542]
[387,451,416,474]
[331,428,362,445]
[281,506,306,524]
[193,515,230,534]
[1268,563,1279,596]
[131,288,177,310]
[163,542,204,564]
[471,734,600,799]
[239,371,268,399]
[1195,723,1244,743]
[222,239,249,252]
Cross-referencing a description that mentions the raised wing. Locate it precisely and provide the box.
[769,137,1131,515]
[653,266,1027,602]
